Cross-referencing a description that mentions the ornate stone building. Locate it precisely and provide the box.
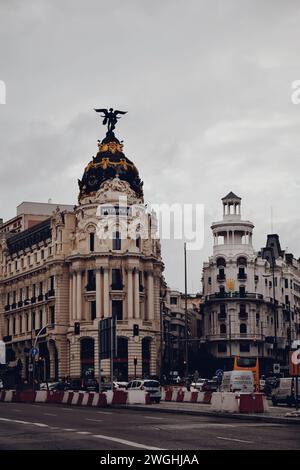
[0,122,164,382]
[202,192,300,375]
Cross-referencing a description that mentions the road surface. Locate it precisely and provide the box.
[0,402,299,450]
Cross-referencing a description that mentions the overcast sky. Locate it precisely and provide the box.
[1,0,300,292]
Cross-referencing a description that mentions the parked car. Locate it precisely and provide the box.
[203,377,218,392]
[221,371,254,393]
[259,378,266,392]
[39,382,60,391]
[114,381,128,389]
[85,378,99,392]
[127,379,161,403]
[264,376,279,397]
[191,379,208,391]
[272,377,300,406]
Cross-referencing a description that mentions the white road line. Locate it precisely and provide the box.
[142,416,165,420]
[93,434,164,450]
[96,411,112,415]
[77,431,92,435]
[217,437,254,444]
[63,428,77,432]
[61,408,74,411]
[11,409,21,412]
[43,413,57,417]
[0,417,29,425]
[85,419,103,423]
[32,422,49,427]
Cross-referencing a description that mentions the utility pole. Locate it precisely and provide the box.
[184,242,189,379]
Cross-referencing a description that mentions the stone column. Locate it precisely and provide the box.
[147,271,154,320]
[69,275,73,321]
[72,272,77,320]
[96,269,102,318]
[134,269,140,319]
[127,268,133,319]
[76,271,82,321]
[103,268,110,317]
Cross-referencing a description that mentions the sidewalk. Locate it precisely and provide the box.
[117,401,300,425]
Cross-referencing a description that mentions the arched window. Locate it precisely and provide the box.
[217,257,226,267]
[220,323,227,335]
[240,323,247,334]
[237,256,247,266]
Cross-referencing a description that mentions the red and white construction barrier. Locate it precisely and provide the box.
[0,389,149,407]
[211,392,269,414]
[162,387,212,404]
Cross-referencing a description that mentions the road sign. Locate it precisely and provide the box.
[216,369,223,378]
[273,363,280,374]
[99,317,117,360]
[31,347,39,357]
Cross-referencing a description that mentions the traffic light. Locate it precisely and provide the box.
[74,322,80,335]
[133,324,139,336]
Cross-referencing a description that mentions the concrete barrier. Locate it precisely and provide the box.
[35,391,48,403]
[127,390,149,405]
[221,392,239,413]
[239,393,266,413]
[211,392,268,414]
[162,387,212,404]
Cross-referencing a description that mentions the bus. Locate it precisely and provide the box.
[233,356,260,391]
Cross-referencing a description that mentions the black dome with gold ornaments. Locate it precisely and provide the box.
[78,108,143,201]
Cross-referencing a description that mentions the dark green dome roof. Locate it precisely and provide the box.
[78,131,143,200]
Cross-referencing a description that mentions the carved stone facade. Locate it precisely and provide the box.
[202,192,300,375]
[0,134,164,383]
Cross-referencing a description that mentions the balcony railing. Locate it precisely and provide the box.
[4,305,10,312]
[37,294,44,302]
[205,292,263,301]
[48,289,55,298]
[217,274,226,282]
[31,297,36,304]
[11,303,16,310]
[17,301,23,308]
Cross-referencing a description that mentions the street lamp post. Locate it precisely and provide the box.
[184,243,189,379]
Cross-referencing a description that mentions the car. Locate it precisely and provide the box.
[264,376,279,397]
[221,371,254,393]
[127,379,162,403]
[191,379,208,391]
[271,377,300,406]
[259,378,266,392]
[203,377,218,392]
[39,382,60,391]
[114,381,128,389]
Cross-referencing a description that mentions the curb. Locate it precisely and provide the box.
[112,404,300,426]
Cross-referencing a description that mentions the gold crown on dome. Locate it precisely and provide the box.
[97,140,124,154]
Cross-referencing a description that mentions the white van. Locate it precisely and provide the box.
[271,377,300,406]
[221,370,254,393]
